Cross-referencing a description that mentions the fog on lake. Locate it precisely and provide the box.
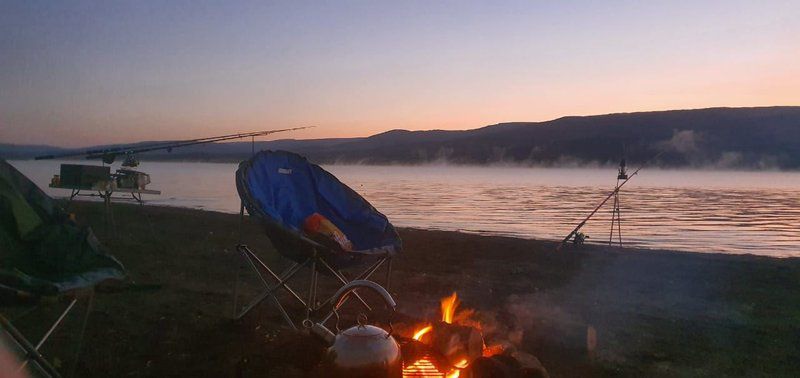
[10,160,800,257]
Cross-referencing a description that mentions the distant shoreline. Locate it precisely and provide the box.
[7,156,800,172]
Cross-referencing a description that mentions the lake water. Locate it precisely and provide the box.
[9,160,800,257]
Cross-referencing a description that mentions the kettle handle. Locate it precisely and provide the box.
[330,280,397,337]
[332,280,397,310]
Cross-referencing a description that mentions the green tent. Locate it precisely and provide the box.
[0,159,125,295]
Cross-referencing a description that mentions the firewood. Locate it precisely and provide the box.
[429,321,484,366]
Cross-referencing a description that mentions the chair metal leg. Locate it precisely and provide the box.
[317,258,372,312]
[235,274,304,327]
[269,295,297,330]
[234,243,396,330]
[306,254,317,321]
[20,298,77,375]
[239,245,308,304]
[236,262,307,316]
[1,310,67,378]
[357,257,388,281]
[318,256,389,325]
[235,246,309,322]
[66,291,95,378]
[34,299,77,350]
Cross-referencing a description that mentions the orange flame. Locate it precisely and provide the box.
[441,292,459,324]
[413,325,433,341]
[406,292,503,377]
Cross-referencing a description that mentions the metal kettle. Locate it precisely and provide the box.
[310,280,402,378]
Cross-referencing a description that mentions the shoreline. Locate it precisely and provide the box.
[11,201,797,376]
[54,197,800,259]
[399,226,800,260]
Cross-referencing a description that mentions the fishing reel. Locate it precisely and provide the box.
[617,158,628,180]
[99,152,139,167]
[122,153,140,168]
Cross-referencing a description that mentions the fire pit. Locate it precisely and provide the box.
[398,293,504,378]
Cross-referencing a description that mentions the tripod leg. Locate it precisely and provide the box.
[609,192,617,245]
[608,212,614,245]
[617,196,623,247]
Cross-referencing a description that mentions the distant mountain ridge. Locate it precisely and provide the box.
[3,106,799,169]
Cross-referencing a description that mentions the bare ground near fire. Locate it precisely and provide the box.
[7,202,800,377]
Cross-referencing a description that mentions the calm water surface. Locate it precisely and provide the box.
[10,160,800,257]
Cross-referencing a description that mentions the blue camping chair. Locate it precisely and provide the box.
[234,151,401,328]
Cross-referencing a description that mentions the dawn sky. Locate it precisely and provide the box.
[1,0,799,147]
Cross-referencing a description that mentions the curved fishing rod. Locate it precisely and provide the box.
[554,149,666,252]
[89,129,292,157]
[34,126,314,162]
[84,126,314,160]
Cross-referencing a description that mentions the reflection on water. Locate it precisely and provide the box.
[10,160,800,257]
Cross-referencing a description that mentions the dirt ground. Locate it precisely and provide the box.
[4,201,800,377]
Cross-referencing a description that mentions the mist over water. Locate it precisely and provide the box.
[10,160,800,257]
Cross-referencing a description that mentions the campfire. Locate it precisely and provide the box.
[401,292,503,378]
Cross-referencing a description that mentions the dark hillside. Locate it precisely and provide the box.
[6,107,799,168]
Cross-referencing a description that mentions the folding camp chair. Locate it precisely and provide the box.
[0,159,125,377]
[233,151,401,329]
[0,291,93,378]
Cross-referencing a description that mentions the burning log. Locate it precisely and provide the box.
[400,292,541,378]
[429,321,484,367]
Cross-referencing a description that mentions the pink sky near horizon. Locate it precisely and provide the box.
[2,1,799,148]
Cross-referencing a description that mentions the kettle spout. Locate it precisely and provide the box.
[310,322,336,346]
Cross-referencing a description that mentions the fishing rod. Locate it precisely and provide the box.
[554,149,666,252]
[34,126,314,162]
[84,126,313,159]
[90,129,292,158]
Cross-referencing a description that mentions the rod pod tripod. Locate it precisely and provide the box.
[609,158,627,246]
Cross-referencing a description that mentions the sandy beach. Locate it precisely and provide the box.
[6,201,799,377]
